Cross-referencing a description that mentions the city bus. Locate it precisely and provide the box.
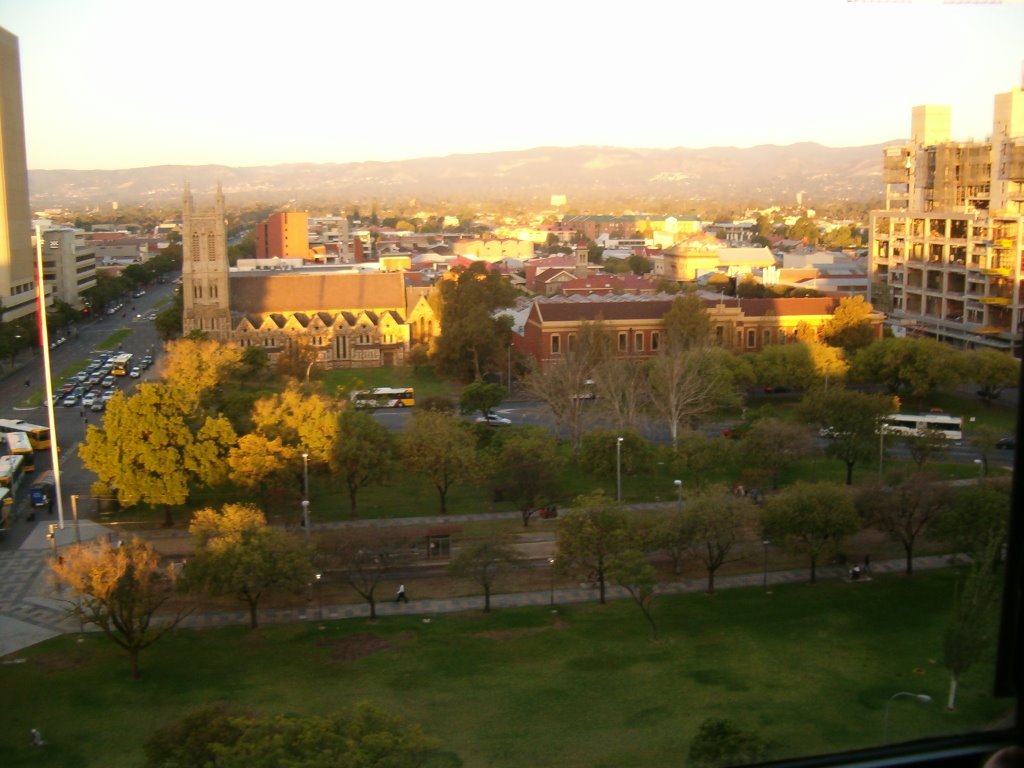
[110,352,134,376]
[0,418,51,450]
[0,454,26,495]
[30,470,55,509]
[5,431,35,472]
[350,387,416,409]
[881,412,963,441]
[0,487,11,535]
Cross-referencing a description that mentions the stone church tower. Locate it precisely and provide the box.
[181,183,232,339]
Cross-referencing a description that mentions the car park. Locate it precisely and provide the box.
[475,413,512,427]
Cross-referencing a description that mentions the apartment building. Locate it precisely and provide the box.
[255,211,311,259]
[0,27,40,322]
[37,228,97,306]
[869,88,1024,354]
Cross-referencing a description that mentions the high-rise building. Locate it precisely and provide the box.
[869,88,1024,354]
[0,26,39,322]
[255,211,310,259]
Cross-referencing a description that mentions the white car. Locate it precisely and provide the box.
[475,413,511,427]
[129,367,142,378]
[81,392,97,407]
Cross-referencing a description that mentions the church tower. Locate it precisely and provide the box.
[181,182,232,339]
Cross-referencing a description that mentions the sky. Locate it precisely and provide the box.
[2,0,1024,170]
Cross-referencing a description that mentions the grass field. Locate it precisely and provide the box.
[0,569,1007,768]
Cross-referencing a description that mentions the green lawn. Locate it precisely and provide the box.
[0,569,1007,768]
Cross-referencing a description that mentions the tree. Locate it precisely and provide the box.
[50,537,190,679]
[227,433,301,510]
[143,703,439,768]
[608,549,658,639]
[448,540,520,613]
[330,408,397,517]
[185,503,312,629]
[943,537,1002,711]
[850,337,960,398]
[965,348,1020,407]
[646,348,740,449]
[491,430,563,526]
[929,478,1011,561]
[592,357,650,431]
[526,321,612,460]
[688,717,771,768]
[855,472,945,575]
[686,488,749,594]
[751,343,817,392]
[401,410,478,513]
[761,482,860,583]
[786,216,820,244]
[80,383,237,525]
[160,337,244,410]
[800,388,894,484]
[741,418,815,490]
[652,509,693,576]
[662,291,711,353]
[902,428,949,471]
[579,428,654,482]
[556,492,631,604]
[820,295,877,353]
[459,379,506,418]
[318,528,412,620]
[433,262,516,380]
[250,383,338,467]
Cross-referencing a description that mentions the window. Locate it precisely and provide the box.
[551,334,560,354]
[618,332,627,352]
[567,333,576,352]
[747,329,757,348]
[763,329,772,346]
[651,332,660,351]
[635,332,643,352]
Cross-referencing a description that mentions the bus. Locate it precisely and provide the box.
[0,454,26,495]
[5,432,34,472]
[30,470,55,509]
[110,352,133,376]
[0,418,51,450]
[0,487,11,535]
[350,387,416,409]
[881,412,963,441]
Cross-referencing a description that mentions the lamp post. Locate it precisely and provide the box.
[301,500,310,546]
[762,540,771,592]
[315,573,323,621]
[507,342,513,393]
[616,437,624,502]
[548,557,556,607]
[301,452,310,544]
[879,425,886,476]
[883,692,932,744]
[973,458,984,484]
[674,479,683,515]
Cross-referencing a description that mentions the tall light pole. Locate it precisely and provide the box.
[301,500,311,546]
[315,573,323,621]
[507,342,513,393]
[973,458,984,484]
[616,437,624,502]
[883,692,932,743]
[879,424,886,476]
[548,557,556,607]
[301,452,310,545]
[674,479,683,515]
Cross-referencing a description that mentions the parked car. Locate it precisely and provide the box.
[996,436,1016,450]
[62,393,79,407]
[101,375,115,388]
[475,413,511,427]
[147,312,157,320]
[102,389,116,402]
[140,355,153,368]
[129,367,142,378]
[81,392,97,407]
[90,400,105,412]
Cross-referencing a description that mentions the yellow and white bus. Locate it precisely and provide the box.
[350,387,416,409]
[5,431,34,472]
[0,418,51,451]
[0,454,26,495]
[0,486,12,535]
[110,352,134,376]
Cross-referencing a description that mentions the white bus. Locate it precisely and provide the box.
[881,413,963,441]
[0,418,51,450]
[0,454,26,494]
[5,432,35,472]
[350,387,416,409]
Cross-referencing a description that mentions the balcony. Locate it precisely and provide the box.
[981,296,1011,306]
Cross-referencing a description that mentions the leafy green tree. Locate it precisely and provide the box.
[401,410,478,513]
[855,472,945,575]
[752,343,817,391]
[820,295,877,353]
[944,537,1002,710]
[652,509,693,575]
[185,503,312,629]
[154,292,183,341]
[662,291,711,353]
[800,388,894,484]
[627,254,653,275]
[330,408,397,517]
[556,492,632,604]
[786,216,820,244]
[965,348,1020,407]
[50,537,190,680]
[741,418,815,490]
[448,540,520,613]
[459,379,506,418]
[670,430,736,490]
[491,430,563,526]
[761,482,860,583]
[579,428,654,482]
[433,261,516,380]
[686,487,750,593]
[80,383,237,525]
[930,478,1011,561]
[608,549,658,639]
[688,717,771,768]
[850,337,960,398]
[143,703,439,768]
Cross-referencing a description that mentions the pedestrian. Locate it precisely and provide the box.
[30,728,45,747]
[24,378,30,388]
[395,584,408,603]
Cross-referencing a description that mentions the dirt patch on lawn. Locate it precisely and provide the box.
[318,632,410,663]
[475,616,569,641]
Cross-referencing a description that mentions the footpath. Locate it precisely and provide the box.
[0,512,956,657]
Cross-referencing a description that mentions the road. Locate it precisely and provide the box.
[0,282,174,551]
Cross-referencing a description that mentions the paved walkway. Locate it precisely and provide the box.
[0,514,958,656]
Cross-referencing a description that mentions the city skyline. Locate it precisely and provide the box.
[3,0,1024,171]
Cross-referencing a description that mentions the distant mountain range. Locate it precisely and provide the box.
[28,142,895,210]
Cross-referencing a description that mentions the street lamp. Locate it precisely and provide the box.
[616,437,624,502]
[674,479,683,515]
[548,557,556,608]
[301,500,310,546]
[315,573,323,621]
[762,540,771,592]
[973,458,984,484]
[507,342,513,393]
[302,452,310,500]
[883,692,932,744]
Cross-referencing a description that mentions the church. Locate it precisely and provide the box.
[180,184,437,368]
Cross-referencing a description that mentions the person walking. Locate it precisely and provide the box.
[395,584,408,603]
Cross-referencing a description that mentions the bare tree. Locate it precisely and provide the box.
[448,540,520,613]
[318,527,412,619]
[856,472,946,575]
[646,349,739,449]
[593,357,650,432]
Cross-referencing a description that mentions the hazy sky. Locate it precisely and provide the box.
[3,0,1023,170]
